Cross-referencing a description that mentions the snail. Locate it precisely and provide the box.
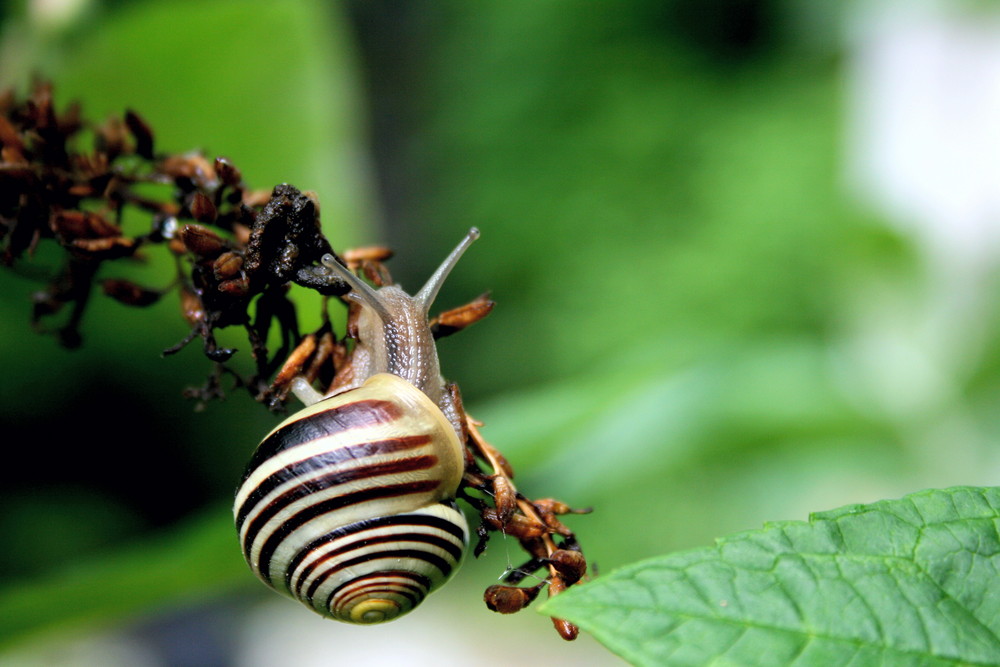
[234,228,480,624]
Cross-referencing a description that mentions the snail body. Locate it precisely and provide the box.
[234,229,480,624]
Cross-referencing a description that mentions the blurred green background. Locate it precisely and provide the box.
[2,0,999,664]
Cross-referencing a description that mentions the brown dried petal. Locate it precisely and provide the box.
[70,236,135,258]
[124,109,155,159]
[101,279,162,307]
[431,293,495,338]
[272,334,317,388]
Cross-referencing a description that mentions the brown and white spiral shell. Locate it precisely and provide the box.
[234,373,469,624]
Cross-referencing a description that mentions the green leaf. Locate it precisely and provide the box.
[0,505,245,651]
[540,487,1000,667]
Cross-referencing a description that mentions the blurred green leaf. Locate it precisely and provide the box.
[541,486,1000,667]
[0,505,242,651]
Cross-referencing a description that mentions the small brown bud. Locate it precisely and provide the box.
[212,251,244,280]
[189,191,218,223]
[181,224,225,259]
[551,617,579,641]
[483,584,541,614]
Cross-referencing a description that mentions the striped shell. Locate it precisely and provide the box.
[234,372,469,624]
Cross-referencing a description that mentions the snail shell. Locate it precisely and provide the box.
[234,372,469,624]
